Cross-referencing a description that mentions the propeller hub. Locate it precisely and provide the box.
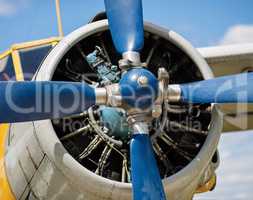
[119,68,158,109]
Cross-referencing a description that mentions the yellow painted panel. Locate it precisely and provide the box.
[11,50,24,81]
[11,37,61,50]
[0,50,11,60]
[0,37,61,61]
[0,124,15,200]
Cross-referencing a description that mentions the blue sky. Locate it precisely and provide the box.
[1,0,253,199]
[1,0,253,52]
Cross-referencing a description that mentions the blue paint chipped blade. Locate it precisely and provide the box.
[0,81,96,123]
[180,72,253,104]
[104,0,144,54]
[130,134,167,200]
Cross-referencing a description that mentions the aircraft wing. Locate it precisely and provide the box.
[198,43,253,132]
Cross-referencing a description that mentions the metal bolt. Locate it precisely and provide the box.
[137,76,148,86]
[152,104,162,118]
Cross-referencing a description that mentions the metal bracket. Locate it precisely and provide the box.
[152,68,169,118]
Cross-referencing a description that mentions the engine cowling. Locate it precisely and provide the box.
[5,20,222,200]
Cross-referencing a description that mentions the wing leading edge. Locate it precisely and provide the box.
[198,43,253,132]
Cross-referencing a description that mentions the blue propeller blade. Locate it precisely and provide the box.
[180,72,253,103]
[130,134,166,200]
[104,0,144,54]
[0,81,96,123]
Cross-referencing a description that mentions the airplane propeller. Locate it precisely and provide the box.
[104,0,144,54]
[175,72,253,104]
[0,81,96,123]
[0,0,252,200]
[105,0,167,199]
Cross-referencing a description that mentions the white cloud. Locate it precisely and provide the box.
[219,24,253,45]
[195,132,253,200]
[0,0,30,16]
[0,1,16,16]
